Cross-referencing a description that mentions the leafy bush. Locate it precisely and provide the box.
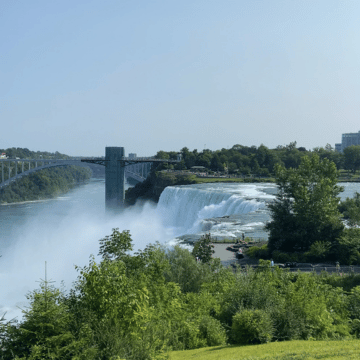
[336,229,360,265]
[304,241,331,262]
[339,192,360,226]
[272,250,306,263]
[198,316,227,347]
[247,244,269,259]
[231,309,273,345]
[348,286,360,320]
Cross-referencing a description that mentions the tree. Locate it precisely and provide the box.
[154,150,169,160]
[266,154,344,253]
[338,192,360,227]
[1,279,91,360]
[192,233,215,263]
[98,228,133,261]
[210,154,224,172]
[344,145,360,173]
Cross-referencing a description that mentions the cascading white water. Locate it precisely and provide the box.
[157,185,267,236]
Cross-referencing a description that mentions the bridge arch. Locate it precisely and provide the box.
[0,159,149,190]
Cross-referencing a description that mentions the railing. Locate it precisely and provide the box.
[235,264,360,274]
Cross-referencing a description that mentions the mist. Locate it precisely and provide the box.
[0,180,173,321]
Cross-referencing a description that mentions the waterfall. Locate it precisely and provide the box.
[156,185,267,236]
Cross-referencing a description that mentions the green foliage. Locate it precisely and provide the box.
[266,154,344,254]
[192,234,215,263]
[271,251,306,263]
[348,286,360,320]
[348,286,360,338]
[0,166,91,204]
[98,229,133,261]
[231,309,273,345]
[164,246,211,293]
[1,280,92,360]
[336,228,360,265]
[4,228,360,359]
[304,241,332,262]
[344,145,360,173]
[198,316,227,347]
[218,267,350,344]
[125,171,196,205]
[0,147,71,160]
[247,244,269,259]
[339,192,360,227]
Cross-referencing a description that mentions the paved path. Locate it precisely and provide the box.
[213,243,238,266]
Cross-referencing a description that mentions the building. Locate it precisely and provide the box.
[336,131,360,152]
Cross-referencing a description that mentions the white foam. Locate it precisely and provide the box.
[157,184,270,236]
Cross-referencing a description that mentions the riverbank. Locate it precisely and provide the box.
[0,165,91,204]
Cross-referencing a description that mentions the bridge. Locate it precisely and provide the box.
[81,147,180,209]
[0,147,179,209]
[0,159,89,189]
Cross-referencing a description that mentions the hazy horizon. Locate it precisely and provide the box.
[2,1,360,156]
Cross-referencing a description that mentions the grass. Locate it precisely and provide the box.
[338,170,360,182]
[168,340,360,360]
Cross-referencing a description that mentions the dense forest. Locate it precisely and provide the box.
[0,166,91,204]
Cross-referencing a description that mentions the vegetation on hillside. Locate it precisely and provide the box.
[2,230,360,359]
[0,166,91,204]
[125,171,197,205]
[0,147,71,159]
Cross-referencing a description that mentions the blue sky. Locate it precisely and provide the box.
[1,0,360,156]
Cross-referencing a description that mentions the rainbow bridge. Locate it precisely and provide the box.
[0,147,179,209]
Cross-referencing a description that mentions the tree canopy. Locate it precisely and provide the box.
[266,154,344,254]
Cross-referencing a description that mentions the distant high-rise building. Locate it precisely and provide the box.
[336,131,360,152]
[128,153,137,159]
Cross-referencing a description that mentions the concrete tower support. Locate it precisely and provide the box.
[105,147,125,209]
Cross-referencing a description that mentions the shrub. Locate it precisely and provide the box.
[304,241,331,262]
[272,251,306,263]
[336,229,360,265]
[348,286,360,320]
[231,309,273,345]
[247,245,269,259]
[198,316,227,346]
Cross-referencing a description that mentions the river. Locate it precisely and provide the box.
[1,179,359,321]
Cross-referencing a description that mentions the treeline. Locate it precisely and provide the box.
[2,230,360,359]
[0,166,91,204]
[154,142,360,175]
[0,147,71,159]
